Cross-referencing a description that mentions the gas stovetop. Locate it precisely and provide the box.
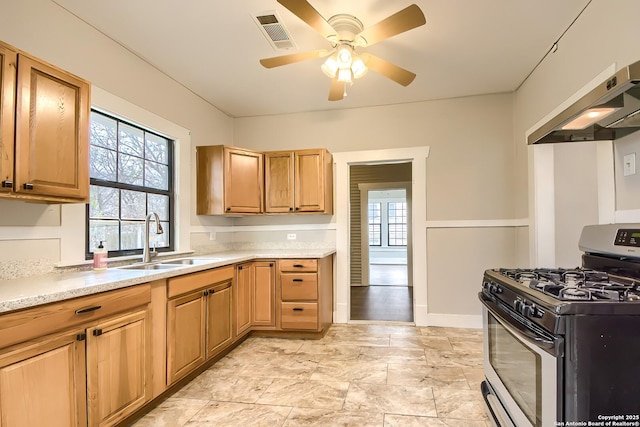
[496,267,640,302]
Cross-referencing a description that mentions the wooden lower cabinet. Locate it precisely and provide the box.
[279,256,333,333]
[86,309,151,427]
[166,266,235,385]
[166,290,206,385]
[0,329,87,427]
[252,261,276,327]
[206,280,233,357]
[235,263,252,336]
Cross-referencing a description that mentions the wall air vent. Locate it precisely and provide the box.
[253,12,296,51]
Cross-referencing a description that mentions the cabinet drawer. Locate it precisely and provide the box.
[280,302,318,330]
[281,274,317,300]
[168,266,234,298]
[0,284,151,349]
[279,259,317,273]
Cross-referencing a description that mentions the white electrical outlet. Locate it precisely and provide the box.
[287,233,297,240]
[209,231,216,241]
[624,153,636,176]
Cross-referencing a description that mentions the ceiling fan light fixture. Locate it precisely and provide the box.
[321,55,338,78]
[336,45,352,67]
[337,68,352,83]
[351,56,368,79]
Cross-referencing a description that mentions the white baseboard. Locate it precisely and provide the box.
[425,313,482,329]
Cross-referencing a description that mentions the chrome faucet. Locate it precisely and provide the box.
[143,212,164,263]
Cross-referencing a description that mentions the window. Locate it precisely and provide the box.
[388,202,407,246]
[86,110,174,258]
[368,202,381,246]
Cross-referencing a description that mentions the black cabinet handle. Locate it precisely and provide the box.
[289,207,293,211]
[238,266,243,271]
[76,333,86,341]
[295,207,299,211]
[92,329,103,336]
[292,279,303,282]
[226,207,231,211]
[23,183,34,190]
[1,180,12,189]
[292,307,304,311]
[203,290,209,296]
[75,305,102,315]
[209,289,215,294]
[270,263,274,267]
[293,264,304,268]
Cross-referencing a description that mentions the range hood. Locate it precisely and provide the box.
[529,60,640,144]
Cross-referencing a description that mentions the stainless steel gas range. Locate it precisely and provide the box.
[479,223,640,426]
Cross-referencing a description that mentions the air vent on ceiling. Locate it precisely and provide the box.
[253,11,296,51]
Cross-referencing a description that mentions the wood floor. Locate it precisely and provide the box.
[351,286,413,322]
[351,264,413,322]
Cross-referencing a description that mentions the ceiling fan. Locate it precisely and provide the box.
[259,0,426,101]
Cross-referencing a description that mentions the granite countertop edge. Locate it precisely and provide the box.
[0,249,336,314]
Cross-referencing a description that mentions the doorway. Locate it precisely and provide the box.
[348,163,413,322]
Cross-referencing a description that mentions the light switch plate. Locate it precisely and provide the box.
[624,153,636,176]
[287,233,297,240]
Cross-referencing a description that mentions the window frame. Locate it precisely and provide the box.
[387,202,407,247]
[368,202,382,246]
[85,109,175,260]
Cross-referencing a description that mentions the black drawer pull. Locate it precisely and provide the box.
[23,183,34,190]
[76,333,86,341]
[293,264,304,268]
[292,307,304,311]
[292,279,304,282]
[93,329,103,336]
[75,305,102,315]
[1,180,12,189]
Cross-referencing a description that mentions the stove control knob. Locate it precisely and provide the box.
[489,283,502,294]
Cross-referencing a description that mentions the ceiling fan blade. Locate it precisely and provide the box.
[355,4,426,47]
[360,53,416,86]
[260,49,329,68]
[277,0,337,40]
[328,77,344,101]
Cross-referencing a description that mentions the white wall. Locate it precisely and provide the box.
[514,0,640,267]
[235,94,519,326]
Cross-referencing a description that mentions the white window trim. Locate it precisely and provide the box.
[59,86,191,266]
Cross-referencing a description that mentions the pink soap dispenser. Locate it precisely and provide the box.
[93,241,107,271]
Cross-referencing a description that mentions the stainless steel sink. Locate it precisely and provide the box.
[119,263,183,271]
[160,258,220,265]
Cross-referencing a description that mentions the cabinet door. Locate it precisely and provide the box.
[235,264,252,336]
[14,54,89,201]
[252,261,276,327]
[206,281,232,358]
[86,309,151,427]
[0,330,87,427]
[167,291,206,385]
[265,151,294,213]
[295,149,325,212]
[0,43,16,193]
[224,147,263,213]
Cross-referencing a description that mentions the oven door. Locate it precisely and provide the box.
[480,295,560,427]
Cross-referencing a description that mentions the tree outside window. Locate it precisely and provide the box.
[86,110,174,259]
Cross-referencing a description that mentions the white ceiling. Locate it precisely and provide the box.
[53,0,591,118]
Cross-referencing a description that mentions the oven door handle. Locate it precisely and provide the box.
[481,380,515,427]
[481,294,556,351]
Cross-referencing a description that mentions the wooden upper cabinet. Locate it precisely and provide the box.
[265,148,333,214]
[0,42,16,193]
[14,53,90,201]
[0,40,90,202]
[196,145,264,215]
[265,151,295,213]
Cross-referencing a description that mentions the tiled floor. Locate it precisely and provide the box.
[133,324,489,426]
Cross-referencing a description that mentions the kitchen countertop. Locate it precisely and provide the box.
[0,249,336,314]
